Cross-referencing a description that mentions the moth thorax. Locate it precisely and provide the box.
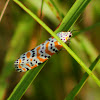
[57,32,72,42]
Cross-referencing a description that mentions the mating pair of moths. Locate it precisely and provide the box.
[14,31,72,72]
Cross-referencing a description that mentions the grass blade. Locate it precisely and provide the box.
[44,0,63,21]
[0,0,10,22]
[8,62,47,100]
[64,55,100,100]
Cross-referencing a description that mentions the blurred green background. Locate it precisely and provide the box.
[0,0,100,100]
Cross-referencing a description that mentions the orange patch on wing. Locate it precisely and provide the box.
[26,52,31,58]
[19,59,21,64]
[31,64,37,69]
[22,68,26,71]
[30,58,33,61]
[18,59,22,69]
[45,42,55,56]
[18,59,22,68]
[37,46,48,62]
[18,65,22,68]
[26,63,31,67]
[54,41,62,50]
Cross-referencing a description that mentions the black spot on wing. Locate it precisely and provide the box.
[22,57,25,58]
[48,56,51,58]
[38,62,41,65]
[55,50,58,52]
[31,48,35,51]
[50,47,52,49]
[30,62,34,66]
[45,55,47,58]
[53,49,55,51]
[25,67,29,71]
[22,59,25,61]
[15,68,22,72]
[32,53,35,57]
